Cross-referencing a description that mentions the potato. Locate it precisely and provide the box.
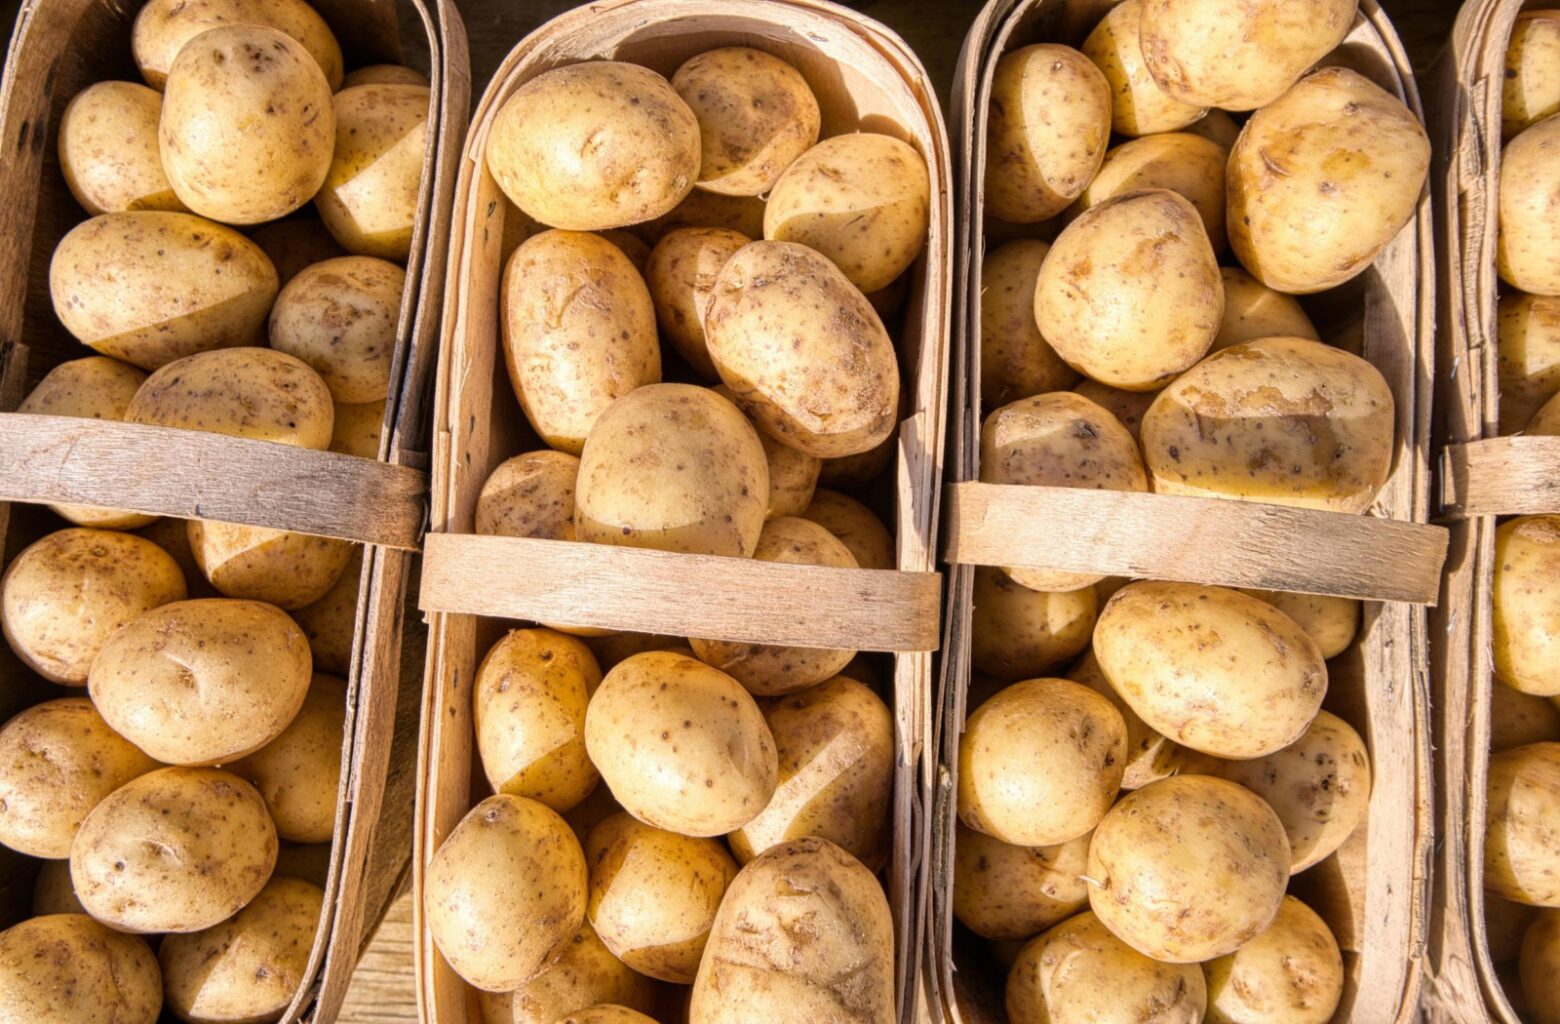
[1530,391,1560,436]
[269,256,405,403]
[1204,897,1343,1024]
[1006,911,1206,1024]
[131,0,343,90]
[730,676,893,868]
[1213,266,1320,353]
[1095,582,1327,759]
[331,400,385,457]
[557,1008,658,1024]
[475,451,579,541]
[503,921,659,1024]
[642,189,766,242]
[159,26,335,224]
[1503,115,1560,295]
[646,227,750,380]
[35,860,88,917]
[1521,909,1560,1024]
[980,240,1077,406]
[959,678,1126,846]
[1494,516,1560,695]
[1490,891,1541,962]
[705,385,820,520]
[502,230,660,454]
[1036,189,1222,390]
[818,429,897,489]
[764,133,929,292]
[343,64,428,89]
[585,651,776,836]
[953,824,1089,941]
[0,698,160,858]
[137,516,220,598]
[316,83,431,259]
[985,44,1111,223]
[672,48,819,197]
[1186,108,1241,151]
[90,598,312,765]
[1073,134,1227,251]
[425,794,586,991]
[1141,337,1396,512]
[1493,681,1560,751]
[971,567,1096,681]
[50,211,277,370]
[488,62,698,231]
[1239,588,1360,659]
[690,517,857,695]
[576,384,768,557]
[1498,293,1560,433]
[0,914,161,1024]
[1,528,186,685]
[1486,742,1560,905]
[1139,0,1357,111]
[584,632,685,673]
[1067,650,1185,791]
[273,842,331,889]
[690,837,892,1024]
[58,81,184,216]
[231,673,344,843]
[1506,11,1560,140]
[800,489,894,571]
[160,876,324,1024]
[188,521,353,610]
[1081,0,1205,136]
[1229,68,1430,294]
[250,217,348,285]
[979,392,1147,591]
[72,766,277,933]
[1071,380,1158,444]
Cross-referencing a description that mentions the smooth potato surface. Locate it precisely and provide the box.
[1505,11,1560,139]
[1521,909,1560,1024]
[1081,0,1206,136]
[475,450,580,541]
[507,921,658,1024]
[131,0,343,90]
[317,84,431,260]
[672,48,819,197]
[59,81,184,215]
[1501,115,1560,296]
[953,825,1089,941]
[1494,516,1560,696]
[1073,133,1227,251]
[1239,588,1360,659]
[800,489,894,572]
[0,914,161,1024]
[232,673,346,843]
[970,567,1096,681]
[1486,742,1560,906]
[269,256,405,403]
[979,240,1077,407]
[1492,681,1560,751]
[1067,649,1184,790]
[1203,896,1344,1024]
[646,227,750,380]
[1212,266,1320,353]
[1498,292,1560,432]
[342,64,428,89]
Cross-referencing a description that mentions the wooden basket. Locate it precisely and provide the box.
[0,0,470,1019]
[411,2,952,1022]
[930,2,1441,1022]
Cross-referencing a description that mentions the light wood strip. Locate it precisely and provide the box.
[1440,437,1560,517]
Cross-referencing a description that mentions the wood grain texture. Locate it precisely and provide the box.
[1440,436,1560,517]
[337,896,420,1024]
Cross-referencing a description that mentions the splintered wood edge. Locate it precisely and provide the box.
[944,482,1449,605]
[1440,437,1560,518]
[0,414,426,549]
[418,533,944,652]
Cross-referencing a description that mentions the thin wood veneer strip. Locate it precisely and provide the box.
[1440,437,1560,517]
[419,533,943,651]
[0,414,426,549]
[945,481,1448,605]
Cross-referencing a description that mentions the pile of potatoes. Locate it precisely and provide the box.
[422,47,930,1024]
[957,0,1432,1020]
[0,0,430,1020]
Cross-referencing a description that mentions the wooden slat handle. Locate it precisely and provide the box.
[944,482,1448,606]
[0,415,426,550]
[419,533,943,652]
[1440,437,1560,518]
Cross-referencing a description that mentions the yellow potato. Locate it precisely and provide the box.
[1213,266,1320,353]
[269,255,405,402]
[1494,515,1560,695]
[316,84,431,259]
[0,914,161,1024]
[817,429,896,490]
[800,489,894,571]
[137,516,220,598]
[1239,588,1360,659]
[1498,293,1560,433]
[1081,0,1206,136]
[475,450,580,541]
[1493,680,1560,751]
[331,400,386,457]
[1521,909,1560,1024]
[90,598,313,765]
[250,216,348,285]
[556,1008,658,1024]
[970,567,1096,681]
[1506,11,1560,139]
[958,678,1127,846]
[1486,742,1560,905]
[1204,897,1344,1024]
[1229,68,1431,294]
[707,384,820,520]
[502,921,659,1024]
[1071,379,1158,444]
[583,632,685,673]
[641,189,766,242]
[953,824,1089,941]
[980,240,1078,406]
[1185,108,1241,151]
[985,44,1111,223]
[58,81,184,215]
[1502,115,1560,296]
[487,62,699,231]
[764,133,929,292]
[231,673,345,843]
[50,211,277,369]
[0,698,160,858]
[273,842,331,889]
[1067,649,1186,791]
[188,520,354,610]
[646,227,750,380]
[342,64,428,89]
[672,48,819,197]
[71,766,278,933]
[1142,337,1396,512]
[131,0,343,90]
[1489,892,1541,962]
[33,859,88,917]
[1073,133,1227,251]
[425,794,587,991]
[1530,391,1560,436]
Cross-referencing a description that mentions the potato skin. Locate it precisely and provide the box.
[1202,896,1342,1024]
[646,228,750,380]
[71,766,278,933]
[316,84,431,260]
[1081,0,1204,136]
[128,346,334,449]
[425,794,587,991]
[641,190,767,242]
[1494,516,1560,696]
[672,48,819,197]
[231,673,345,843]
[1486,742,1560,905]
[970,567,1096,681]
[1239,588,1360,659]
[980,240,1077,406]
[953,824,1089,941]
[188,521,354,609]
[343,64,428,89]
[1521,909,1560,1024]
[1498,293,1560,432]
[476,451,580,541]
[1213,266,1319,353]
[50,211,278,370]
[1073,133,1227,252]
[556,1008,658,1024]
[269,256,405,403]
[131,0,343,90]
[1500,115,1560,296]
[506,921,659,1024]
[800,489,894,571]
[487,62,699,231]
[0,914,161,1024]
[1067,650,1183,790]
[250,217,347,286]
[1492,681,1560,751]
[1505,12,1560,139]
[1071,379,1158,444]
[290,546,361,676]
[59,81,184,216]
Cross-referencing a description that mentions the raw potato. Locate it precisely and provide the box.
[980,240,1078,406]
[0,914,161,1024]
[131,0,343,90]
[575,384,768,558]
[1531,391,1560,435]
[952,824,1089,940]
[1138,0,1357,111]
[764,133,930,292]
[672,48,820,197]
[34,859,88,916]
[1497,292,1560,432]
[984,44,1111,223]
[958,678,1127,847]
[137,517,219,598]
[89,598,312,765]
[159,26,335,224]
[50,211,278,370]
[1186,109,1241,151]
[707,384,820,520]
[817,429,896,489]
[317,84,431,260]
[729,676,894,869]
[646,228,750,379]
[232,674,345,843]
[71,766,278,933]
[1006,912,1206,1024]
[1094,582,1327,759]
[584,633,686,673]
[970,567,1096,681]
[1068,650,1184,791]
[1491,681,1560,751]
[188,520,353,610]
[1486,742,1560,905]
[0,698,160,858]
[1521,909,1560,1024]
[584,651,777,837]
[978,392,1148,591]
[1493,516,1560,695]
[1,528,186,685]
[1204,897,1344,1024]
[1213,266,1320,352]
[1141,337,1396,512]
[343,64,428,89]
[476,451,580,541]
[425,794,587,991]
[1087,775,1291,962]
[690,837,894,1024]
[160,877,324,1024]
[557,1008,657,1024]
[502,230,660,453]
[1082,0,1205,136]
[1505,11,1560,139]
[642,189,766,241]
[800,489,894,571]
[58,81,184,215]
[1229,68,1431,294]
[506,921,658,1024]
[1035,189,1222,390]
[1502,115,1560,295]
[690,517,857,695]
[1489,892,1542,962]
[1073,133,1227,251]
[1239,588,1360,659]
[487,62,699,231]
[331,400,385,457]
[250,217,347,285]
[1072,379,1158,444]
[269,256,405,403]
